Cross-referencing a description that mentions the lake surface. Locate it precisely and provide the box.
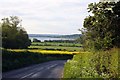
[29,37,75,42]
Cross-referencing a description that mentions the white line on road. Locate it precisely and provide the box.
[47,64,57,69]
[21,72,34,78]
[21,67,44,79]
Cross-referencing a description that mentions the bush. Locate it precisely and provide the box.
[33,38,41,42]
[63,48,119,79]
[2,49,73,72]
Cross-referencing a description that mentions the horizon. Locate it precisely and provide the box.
[28,33,81,35]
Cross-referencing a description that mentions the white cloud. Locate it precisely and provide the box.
[0,0,99,34]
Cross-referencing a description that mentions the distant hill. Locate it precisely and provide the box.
[59,34,82,39]
[28,34,82,39]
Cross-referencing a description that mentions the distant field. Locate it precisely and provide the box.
[7,41,81,54]
[29,46,81,52]
[31,42,82,47]
[29,42,82,52]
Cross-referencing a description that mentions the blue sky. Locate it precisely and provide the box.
[0,0,99,34]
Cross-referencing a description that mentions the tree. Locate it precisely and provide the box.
[33,38,41,42]
[82,1,120,50]
[112,1,120,47]
[1,16,31,49]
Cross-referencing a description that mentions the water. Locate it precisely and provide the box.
[29,37,74,42]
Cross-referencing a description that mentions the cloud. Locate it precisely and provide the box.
[0,0,99,34]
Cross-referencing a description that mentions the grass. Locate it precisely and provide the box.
[29,42,82,52]
[31,42,82,47]
[29,46,81,52]
[63,48,119,79]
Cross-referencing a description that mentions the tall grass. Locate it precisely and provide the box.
[63,48,119,79]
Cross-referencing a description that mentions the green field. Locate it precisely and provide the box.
[29,42,82,52]
[29,46,81,52]
[31,42,82,47]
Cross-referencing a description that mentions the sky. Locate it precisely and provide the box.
[0,0,99,35]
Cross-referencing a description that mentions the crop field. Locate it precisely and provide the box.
[8,49,80,54]
[7,42,81,54]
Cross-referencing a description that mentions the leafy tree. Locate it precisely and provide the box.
[75,35,84,44]
[112,1,120,47]
[1,16,31,49]
[82,1,120,50]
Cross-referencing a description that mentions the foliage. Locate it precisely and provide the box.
[82,1,120,50]
[2,49,73,72]
[112,1,120,48]
[33,38,41,42]
[63,48,119,79]
[75,35,84,44]
[1,16,31,49]
[63,1,120,79]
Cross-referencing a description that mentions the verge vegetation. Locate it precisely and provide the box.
[64,48,119,79]
[63,1,120,79]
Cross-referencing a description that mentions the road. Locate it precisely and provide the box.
[2,60,67,79]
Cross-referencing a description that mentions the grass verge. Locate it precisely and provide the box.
[63,48,119,79]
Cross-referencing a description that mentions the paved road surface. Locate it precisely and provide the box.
[2,60,66,79]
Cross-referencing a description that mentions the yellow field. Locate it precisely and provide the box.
[7,49,80,54]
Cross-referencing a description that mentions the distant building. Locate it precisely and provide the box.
[100,0,120,2]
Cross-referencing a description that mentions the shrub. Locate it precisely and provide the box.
[2,49,73,72]
[63,48,119,79]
